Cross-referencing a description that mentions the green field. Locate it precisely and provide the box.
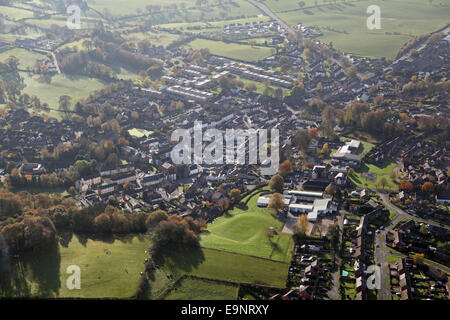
[277,0,450,58]
[185,39,274,62]
[0,5,35,20]
[350,161,398,190]
[128,128,153,138]
[21,73,106,114]
[88,0,261,23]
[163,277,239,300]
[200,194,294,262]
[151,246,289,295]
[0,48,45,69]
[0,235,149,298]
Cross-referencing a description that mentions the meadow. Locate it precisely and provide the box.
[276,0,450,58]
[185,38,274,62]
[20,73,105,114]
[0,48,45,69]
[149,246,289,298]
[200,193,294,262]
[0,235,150,298]
[349,161,398,190]
[163,276,239,300]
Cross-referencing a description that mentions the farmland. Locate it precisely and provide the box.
[274,0,450,58]
[185,38,274,62]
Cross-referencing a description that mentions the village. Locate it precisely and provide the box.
[0,0,449,302]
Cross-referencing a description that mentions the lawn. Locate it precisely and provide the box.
[277,0,450,59]
[349,161,397,190]
[58,235,149,298]
[163,277,239,300]
[340,136,374,157]
[20,73,106,117]
[0,235,150,298]
[128,128,153,138]
[0,48,46,69]
[200,194,294,262]
[150,246,289,296]
[185,39,274,62]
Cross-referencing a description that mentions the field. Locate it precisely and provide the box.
[349,161,398,190]
[0,235,149,298]
[276,0,450,58]
[163,277,239,300]
[149,246,289,299]
[88,0,261,23]
[0,48,45,69]
[20,73,106,113]
[200,193,294,262]
[185,39,274,62]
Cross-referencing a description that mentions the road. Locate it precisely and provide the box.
[326,208,345,300]
[375,192,450,299]
[247,0,296,36]
[247,0,365,81]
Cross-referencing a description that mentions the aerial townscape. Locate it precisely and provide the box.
[0,0,449,302]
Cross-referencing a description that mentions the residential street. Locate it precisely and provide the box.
[375,192,450,299]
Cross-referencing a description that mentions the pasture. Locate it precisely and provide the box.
[277,0,450,58]
[163,277,239,300]
[150,246,289,296]
[185,38,274,62]
[0,235,149,298]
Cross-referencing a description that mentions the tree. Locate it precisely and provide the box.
[297,215,309,235]
[268,193,285,213]
[413,253,424,265]
[279,160,293,177]
[398,181,414,192]
[146,209,168,229]
[421,182,434,193]
[59,95,72,119]
[269,174,284,193]
[94,213,112,233]
[293,129,311,151]
[229,188,242,205]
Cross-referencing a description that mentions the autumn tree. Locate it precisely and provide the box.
[279,160,293,177]
[145,209,168,229]
[297,215,309,235]
[421,181,434,193]
[413,253,424,265]
[269,174,284,193]
[229,188,242,205]
[94,213,112,233]
[268,193,285,213]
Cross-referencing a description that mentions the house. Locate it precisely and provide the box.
[436,194,450,205]
[75,175,102,192]
[20,162,45,175]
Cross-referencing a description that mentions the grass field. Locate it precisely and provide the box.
[349,161,397,190]
[58,235,149,298]
[0,48,45,69]
[163,277,239,300]
[20,73,106,115]
[0,235,149,298]
[200,194,294,262]
[277,0,450,58]
[185,39,274,62]
[151,246,289,293]
[88,0,261,23]
[0,5,35,20]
